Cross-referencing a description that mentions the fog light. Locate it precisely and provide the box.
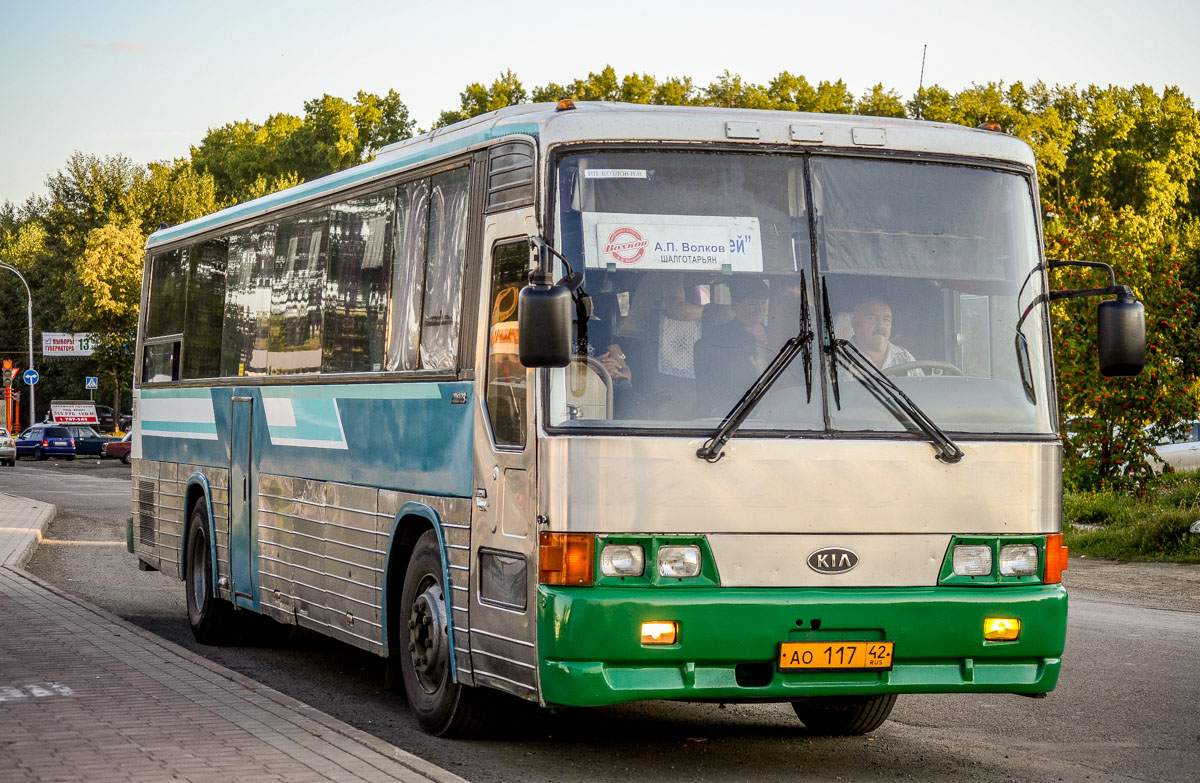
[999,544,1038,576]
[600,544,645,577]
[984,617,1021,641]
[657,545,701,578]
[953,545,993,576]
[641,621,677,645]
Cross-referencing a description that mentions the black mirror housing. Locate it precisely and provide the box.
[1097,295,1147,377]
[518,283,572,367]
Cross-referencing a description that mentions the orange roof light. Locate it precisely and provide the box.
[556,99,577,112]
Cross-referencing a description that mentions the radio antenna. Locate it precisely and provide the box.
[916,44,927,120]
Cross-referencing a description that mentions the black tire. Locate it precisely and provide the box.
[66,455,75,461]
[397,530,490,737]
[185,502,234,644]
[791,694,898,736]
[121,452,131,465]
[34,447,45,461]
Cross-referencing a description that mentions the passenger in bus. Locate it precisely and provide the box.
[615,272,704,415]
[693,277,772,415]
[849,298,921,375]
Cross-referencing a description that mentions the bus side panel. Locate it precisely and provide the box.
[133,381,476,654]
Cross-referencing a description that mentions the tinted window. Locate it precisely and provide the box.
[145,249,188,337]
[420,168,471,369]
[220,225,275,376]
[270,208,328,375]
[143,340,180,383]
[183,238,228,379]
[324,189,394,373]
[45,428,70,438]
[387,179,429,370]
[485,241,528,448]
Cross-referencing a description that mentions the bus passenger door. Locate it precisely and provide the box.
[469,210,541,701]
[229,396,256,609]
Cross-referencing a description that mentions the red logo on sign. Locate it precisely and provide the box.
[604,227,649,264]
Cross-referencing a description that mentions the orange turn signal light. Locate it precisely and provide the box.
[640,621,678,645]
[1043,533,1068,584]
[538,532,594,586]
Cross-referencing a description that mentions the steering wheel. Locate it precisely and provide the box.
[882,360,964,377]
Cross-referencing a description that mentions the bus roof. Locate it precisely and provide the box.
[146,102,1037,250]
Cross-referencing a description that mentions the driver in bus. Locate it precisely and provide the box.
[849,298,921,375]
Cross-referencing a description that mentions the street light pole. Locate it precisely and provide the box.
[0,260,35,430]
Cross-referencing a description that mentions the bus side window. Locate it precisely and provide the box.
[485,242,529,448]
[421,167,471,369]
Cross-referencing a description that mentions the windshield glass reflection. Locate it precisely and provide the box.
[548,150,1053,436]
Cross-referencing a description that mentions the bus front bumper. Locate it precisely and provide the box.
[537,584,1066,707]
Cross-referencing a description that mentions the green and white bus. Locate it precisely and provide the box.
[129,101,1144,737]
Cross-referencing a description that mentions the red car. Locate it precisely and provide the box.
[102,432,132,464]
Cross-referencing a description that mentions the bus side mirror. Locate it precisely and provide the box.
[518,283,572,367]
[1097,293,1146,377]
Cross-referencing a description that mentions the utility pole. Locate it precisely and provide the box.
[0,260,36,430]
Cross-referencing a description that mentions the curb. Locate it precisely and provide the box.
[0,491,56,570]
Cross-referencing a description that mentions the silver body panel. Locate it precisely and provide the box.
[540,435,1060,585]
[131,458,471,660]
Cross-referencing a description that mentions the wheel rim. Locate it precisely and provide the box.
[189,530,209,615]
[407,578,449,694]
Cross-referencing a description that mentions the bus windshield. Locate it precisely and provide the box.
[549,149,1054,436]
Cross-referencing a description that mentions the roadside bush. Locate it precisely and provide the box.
[1063,472,1200,562]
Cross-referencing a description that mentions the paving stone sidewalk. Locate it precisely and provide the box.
[0,492,467,783]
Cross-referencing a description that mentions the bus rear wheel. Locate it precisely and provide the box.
[791,694,897,736]
[185,502,233,644]
[398,530,489,737]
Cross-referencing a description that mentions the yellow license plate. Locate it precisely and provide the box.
[778,641,894,671]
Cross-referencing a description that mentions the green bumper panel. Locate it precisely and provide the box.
[538,584,1066,707]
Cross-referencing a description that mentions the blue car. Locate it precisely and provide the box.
[16,425,76,460]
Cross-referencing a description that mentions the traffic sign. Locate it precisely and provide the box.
[23,368,39,385]
[85,376,98,390]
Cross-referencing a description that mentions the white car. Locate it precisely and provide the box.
[0,427,15,466]
[1153,422,1200,473]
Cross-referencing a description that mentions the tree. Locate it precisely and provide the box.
[1065,85,1200,222]
[854,84,907,118]
[68,222,145,417]
[1047,198,1199,490]
[436,70,528,127]
[192,90,414,202]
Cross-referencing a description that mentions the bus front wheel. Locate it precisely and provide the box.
[398,530,489,737]
[185,503,233,644]
[791,694,897,736]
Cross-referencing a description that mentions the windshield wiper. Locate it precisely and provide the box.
[821,279,964,464]
[696,272,813,463]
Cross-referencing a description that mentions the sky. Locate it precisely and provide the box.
[2,0,1198,206]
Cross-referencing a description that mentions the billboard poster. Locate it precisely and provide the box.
[41,333,98,357]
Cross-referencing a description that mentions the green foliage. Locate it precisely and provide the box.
[1047,198,1200,490]
[192,90,414,203]
[1063,473,1200,562]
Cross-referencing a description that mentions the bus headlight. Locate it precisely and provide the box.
[952,545,993,576]
[657,545,701,578]
[600,544,645,577]
[999,544,1039,576]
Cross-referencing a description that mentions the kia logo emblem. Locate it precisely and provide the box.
[807,547,859,574]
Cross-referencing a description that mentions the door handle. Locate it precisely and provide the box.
[475,488,488,510]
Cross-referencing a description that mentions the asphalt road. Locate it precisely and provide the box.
[6,460,1199,783]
